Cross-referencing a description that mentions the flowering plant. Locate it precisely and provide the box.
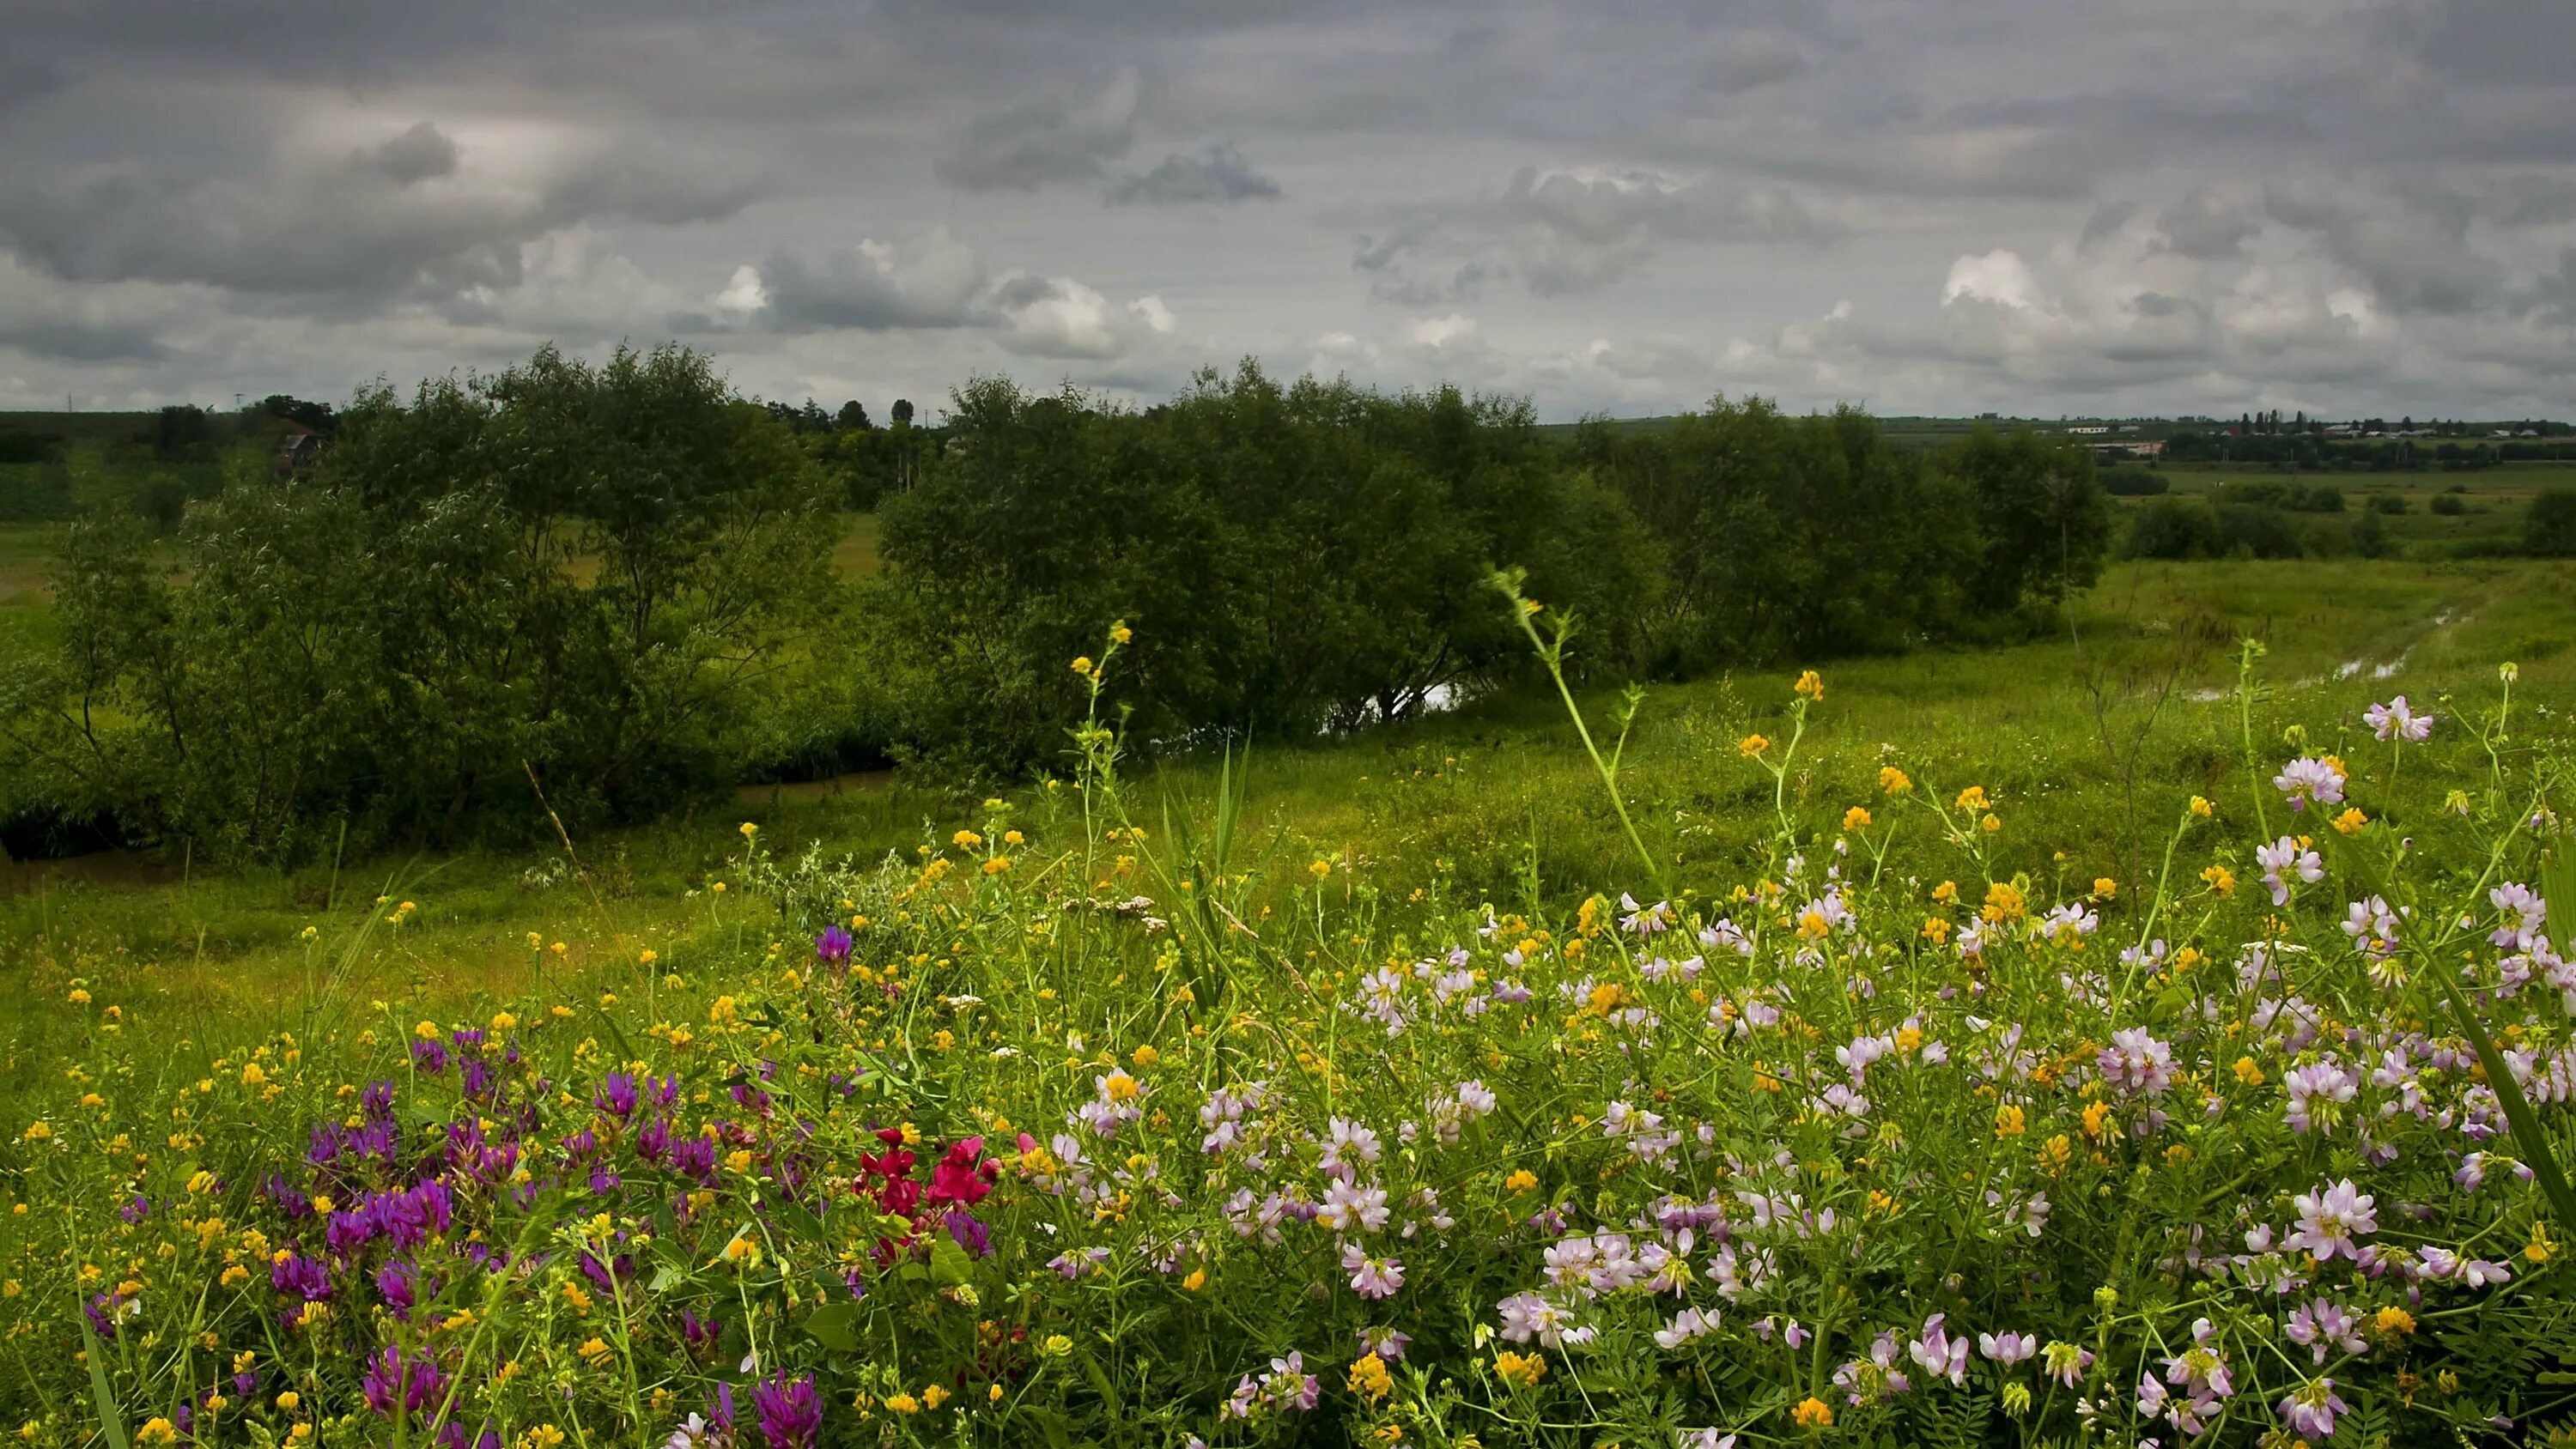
[6,635,2574,1449]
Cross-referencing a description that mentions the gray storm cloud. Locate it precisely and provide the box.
[0,0,2571,415]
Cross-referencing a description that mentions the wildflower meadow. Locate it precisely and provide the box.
[5,612,2575,1449]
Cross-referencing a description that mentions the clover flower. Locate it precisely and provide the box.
[2255,835,2324,906]
[1978,1331,2037,1364]
[2098,1028,2175,1096]
[1340,1243,1405,1300]
[2286,1297,2365,1365]
[2342,895,2400,955]
[2273,756,2347,812]
[2365,696,2432,743]
[2277,1378,2348,1440]
[1909,1314,1969,1386]
[2285,1179,2377,1261]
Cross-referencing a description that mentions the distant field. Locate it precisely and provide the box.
[2110,464,2563,553]
[0,521,57,619]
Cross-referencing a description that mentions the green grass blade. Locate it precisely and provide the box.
[2544,846,2576,956]
[2431,966,2576,1233]
[78,1316,131,1449]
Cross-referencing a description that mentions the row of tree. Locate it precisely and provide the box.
[3,347,837,860]
[1,346,2116,861]
[2161,431,2572,470]
[869,369,2110,774]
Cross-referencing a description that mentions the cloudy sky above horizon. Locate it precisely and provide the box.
[4,0,2573,421]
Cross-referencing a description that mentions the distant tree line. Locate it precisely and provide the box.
[2161,429,2576,470]
[762,395,938,510]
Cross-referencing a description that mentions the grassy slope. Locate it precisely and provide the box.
[6,554,2573,1126]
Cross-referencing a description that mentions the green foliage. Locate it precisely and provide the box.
[874,363,1655,777]
[2123,497,2326,561]
[1,344,839,862]
[1577,408,2106,673]
[2531,488,2576,558]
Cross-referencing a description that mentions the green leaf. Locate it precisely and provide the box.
[1012,1404,1074,1449]
[1078,1353,1123,1416]
[2544,846,2576,955]
[772,1197,829,1245]
[804,1301,858,1353]
[929,1234,974,1287]
[647,1264,683,1294]
[78,1316,131,1449]
[2432,966,2576,1233]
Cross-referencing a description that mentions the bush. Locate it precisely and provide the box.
[2530,488,2576,557]
[1579,410,2107,670]
[1,343,840,860]
[2430,493,2466,516]
[2213,502,2309,558]
[876,365,1656,775]
[2098,466,2166,496]
[2120,496,2222,559]
[2367,491,2409,514]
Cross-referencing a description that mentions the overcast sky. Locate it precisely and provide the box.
[3,0,2573,421]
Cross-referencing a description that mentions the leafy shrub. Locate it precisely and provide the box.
[0,344,840,861]
[2120,496,2223,560]
[2530,488,2576,557]
[1577,410,2108,671]
[874,365,1656,776]
[2430,493,2467,516]
[2367,492,2409,514]
[2098,466,2166,496]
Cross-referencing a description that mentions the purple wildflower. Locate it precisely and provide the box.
[751,1373,821,1449]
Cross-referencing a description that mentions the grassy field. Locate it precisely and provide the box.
[2110,463,2568,553]
[7,553,2571,1121]
[0,519,54,616]
[5,548,2574,1445]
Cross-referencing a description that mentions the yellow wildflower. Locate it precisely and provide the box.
[1349,1355,1394,1403]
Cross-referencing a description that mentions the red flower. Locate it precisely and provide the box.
[929,1137,996,1208]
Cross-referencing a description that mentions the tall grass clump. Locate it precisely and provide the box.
[3,623,2573,1449]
